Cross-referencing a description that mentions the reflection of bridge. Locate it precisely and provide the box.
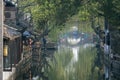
[15,45,32,80]
[67,38,81,45]
[41,42,57,50]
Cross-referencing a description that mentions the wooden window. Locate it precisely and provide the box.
[5,12,11,18]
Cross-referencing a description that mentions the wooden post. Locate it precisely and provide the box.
[29,70,32,80]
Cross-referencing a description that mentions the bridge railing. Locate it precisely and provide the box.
[111,54,120,79]
[15,45,32,78]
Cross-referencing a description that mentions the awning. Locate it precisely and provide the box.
[4,24,21,40]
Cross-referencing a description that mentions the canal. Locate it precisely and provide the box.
[28,25,104,80]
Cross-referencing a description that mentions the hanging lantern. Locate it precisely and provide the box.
[3,45,8,56]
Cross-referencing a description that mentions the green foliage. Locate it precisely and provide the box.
[78,6,90,21]
[92,0,120,27]
[19,0,120,32]
[78,0,120,28]
[19,0,82,32]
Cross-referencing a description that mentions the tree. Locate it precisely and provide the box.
[93,0,120,27]
[18,0,82,33]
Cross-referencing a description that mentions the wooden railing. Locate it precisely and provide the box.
[15,45,32,77]
[111,54,120,79]
[41,42,57,50]
[32,42,41,66]
[104,53,120,79]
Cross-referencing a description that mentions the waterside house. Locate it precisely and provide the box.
[3,1,32,80]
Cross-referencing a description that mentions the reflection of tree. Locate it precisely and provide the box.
[31,42,56,80]
[47,45,103,80]
[91,43,104,80]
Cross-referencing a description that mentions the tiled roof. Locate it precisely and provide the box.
[3,24,21,40]
[4,1,15,7]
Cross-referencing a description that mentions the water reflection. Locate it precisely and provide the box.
[47,27,100,80]
[49,43,97,80]
[71,47,79,62]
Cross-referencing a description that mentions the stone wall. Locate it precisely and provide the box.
[0,0,3,80]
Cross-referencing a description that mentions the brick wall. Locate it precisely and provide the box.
[4,7,16,27]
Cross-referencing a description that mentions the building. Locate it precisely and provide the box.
[3,24,22,80]
[3,1,32,80]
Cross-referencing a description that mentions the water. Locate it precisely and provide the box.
[30,26,102,80]
[71,47,79,62]
[47,30,101,80]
